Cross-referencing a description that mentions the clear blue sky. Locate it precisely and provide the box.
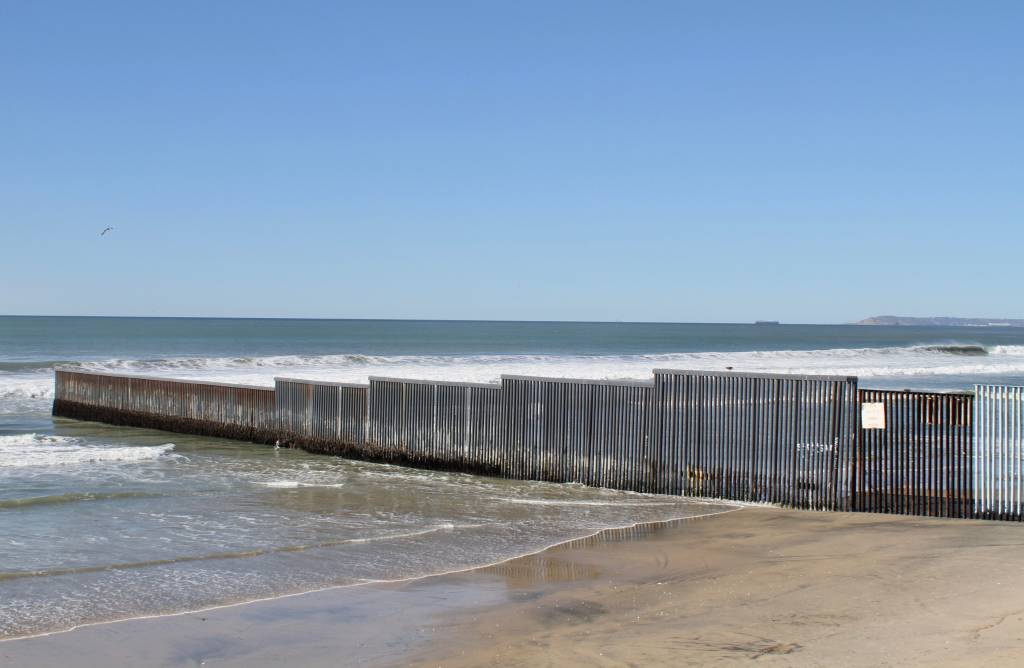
[2,1,1021,322]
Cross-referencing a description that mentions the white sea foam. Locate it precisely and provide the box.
[990,345,1024,356]
[258,480,346,489]
[490,496,679,507]
[0,434,177,469]
[4,343,1024,407]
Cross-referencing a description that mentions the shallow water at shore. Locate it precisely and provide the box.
[8,508,1024,668]
[0,419,737,639]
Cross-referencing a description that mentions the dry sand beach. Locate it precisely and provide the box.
[5,506,1024,667]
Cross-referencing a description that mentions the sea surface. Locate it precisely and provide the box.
[3,316,1024,640]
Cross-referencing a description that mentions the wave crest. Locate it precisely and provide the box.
[913,344,989,356]
[4,342,1024,404]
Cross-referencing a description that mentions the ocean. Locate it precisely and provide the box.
[3,315,1024,640]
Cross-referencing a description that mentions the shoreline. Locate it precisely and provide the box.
[7,506,1024,666]
[0,501,746,644]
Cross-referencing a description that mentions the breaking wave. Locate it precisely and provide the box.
[913,344,989,356]
[4,343,1024,406]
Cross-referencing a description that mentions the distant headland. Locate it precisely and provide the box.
[857,315,1024,327]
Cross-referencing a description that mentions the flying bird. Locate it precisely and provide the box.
[100,227,114,236]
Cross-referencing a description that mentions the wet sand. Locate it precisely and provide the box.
[5,506,1024,666]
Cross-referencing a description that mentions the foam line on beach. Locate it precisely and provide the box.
[257,480,347,488]
[0,523,479,583]
[0,503,746,643]
[490,496,682,507]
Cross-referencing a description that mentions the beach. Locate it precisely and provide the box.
[5,317,1024,657]
[5,505,1024,667]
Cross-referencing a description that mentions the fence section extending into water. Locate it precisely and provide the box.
[651,370,858,510]
[366,377,503,471]
[53,368,277,442]
[51,367,1024,521]
[856,389,974,518]
[275,377,368,454]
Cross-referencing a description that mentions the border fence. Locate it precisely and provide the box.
[366,377,503,471]
[51,367,1024,521]
[500,376,653,489]
[651,370,858,510]
[275,377,368,454]
[856,389,974,518]
[53,369,276,442]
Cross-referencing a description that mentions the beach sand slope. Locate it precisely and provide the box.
[5,507,1024,667]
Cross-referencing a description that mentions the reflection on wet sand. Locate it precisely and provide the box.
[479,511,730,588]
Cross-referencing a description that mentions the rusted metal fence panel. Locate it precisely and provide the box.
[500,375,653,489]
[366,377,502,471]
[274,377,368,450]
[650,370,858,509]
[55,367,132,410]
[975,385,1024,520]
[855,389,973,518]
[52,368,276,442]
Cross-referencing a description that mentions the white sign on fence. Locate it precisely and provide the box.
[861,402,886,429]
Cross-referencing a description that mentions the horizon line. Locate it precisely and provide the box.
[0,313,856,325]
